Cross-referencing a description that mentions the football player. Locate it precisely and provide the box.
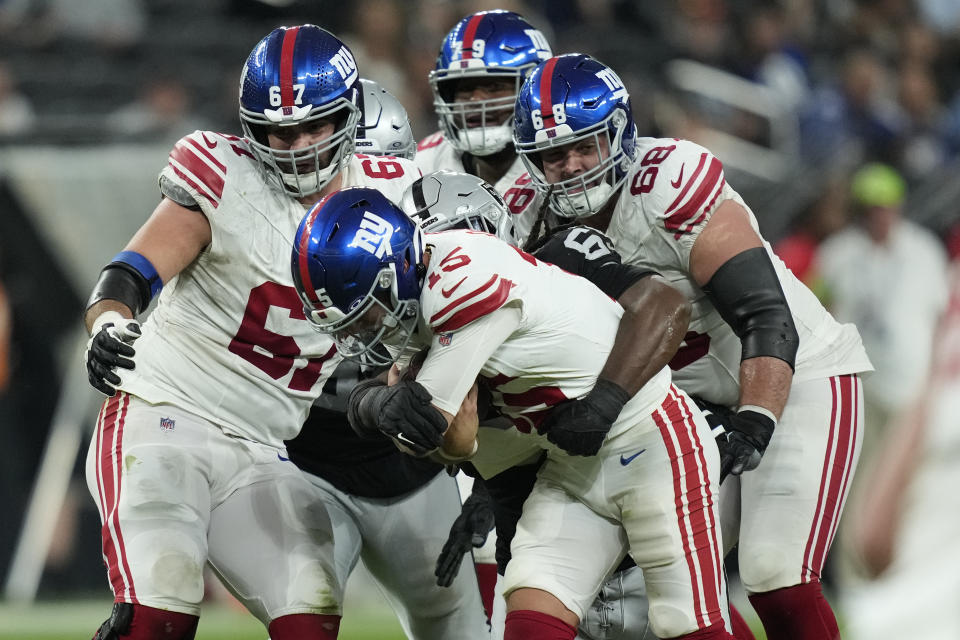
[274,86,490,639]
[292,188,738,640]
[82,26,423,640]
[416,9,552,240]
[403,170,755,640]
[513,53,873,640]
[354,78,416,159]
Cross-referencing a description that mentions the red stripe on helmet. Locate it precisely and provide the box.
[460,14,485,60]
[279,26,300,108]
[297,193,335,305]
[539,57,559,128]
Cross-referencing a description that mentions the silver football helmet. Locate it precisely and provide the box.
[400,170,518,245]
[355,78,416,160]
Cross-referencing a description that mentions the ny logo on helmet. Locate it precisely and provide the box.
[349,211,394,258]
[595,68,627,101]
[331,46,358,85]
[523,29,551,58]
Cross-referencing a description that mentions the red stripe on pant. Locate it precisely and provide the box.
[676,390,726,617]
[653,387,724,629]
[802,375,859,582]
[97,392,138,602]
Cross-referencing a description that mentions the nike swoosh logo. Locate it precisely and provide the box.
[277,452,290,462]
[441,276,468,298]
[201,132,218,149]
[670,165,685,188]
[620,449,646,466]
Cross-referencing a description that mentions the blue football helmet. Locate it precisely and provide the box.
[513,54,637,218]
[430,10,552,156]
[400,170,518,245]
[239,25,362,199]
[355,78,416,160]
[292,187,424,366]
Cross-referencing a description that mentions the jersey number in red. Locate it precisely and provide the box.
[228,282,337,391]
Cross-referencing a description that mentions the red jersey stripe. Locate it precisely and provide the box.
[500,385,568,410]
[460,14,485,60]
[170,165,218,208]
[170,143,225,200]
[185,136,227,173]
[665,153,708,215]
[430,274,498,324]
[279,27,300,108]
[435,278,515,332]
[417,132,444,151]
[663,156,723,234]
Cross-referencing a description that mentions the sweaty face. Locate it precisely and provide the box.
[452,77,515,128]
[540,135,611,189]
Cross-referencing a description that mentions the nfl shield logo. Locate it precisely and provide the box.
[439,333,453,346]
[159,417,176,432]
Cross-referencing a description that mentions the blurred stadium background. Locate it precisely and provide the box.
[1,0,959,638]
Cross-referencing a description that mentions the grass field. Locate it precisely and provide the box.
[0,598,408,639]
[0,571,773,639]
[0,566,408,640]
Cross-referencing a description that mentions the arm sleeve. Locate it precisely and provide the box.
[415,305,522,415]
[533,226,656,299]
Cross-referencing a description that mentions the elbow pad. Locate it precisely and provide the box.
[86,252,163,315]
[701,247,799,370]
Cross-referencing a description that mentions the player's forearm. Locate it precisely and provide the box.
[599,277,691,395]
[738,356,792,418]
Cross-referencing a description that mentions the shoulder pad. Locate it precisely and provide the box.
[635,139,726,239]
[422,239,518,333]
[165,131,254,210]
[417,131,445,151]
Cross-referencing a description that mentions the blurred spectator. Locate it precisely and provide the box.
[0,61,35,135]
[799,48,902,165]
[818,162,948,443]
[840,253,960,640]
[344,0,412,126]
[108,75,210,142]
[727,1,810,112]
[0,0,145,50]
[893,63,959,181]
[774,176,850,295]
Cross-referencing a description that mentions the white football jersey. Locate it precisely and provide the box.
[605,137,872,406]
[415,132,543,240]
[414,230,671,437]
[119,131,419,447]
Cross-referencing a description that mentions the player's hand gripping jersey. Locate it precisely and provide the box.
[411,230,671,440]
[605,138,872,405]
[119,130,419,447]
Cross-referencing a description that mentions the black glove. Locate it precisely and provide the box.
[435,482,495,587]
[692,396,775,482]
[85,315,142,396]
[538,378,631,456]
[351,380,447,456]
[720,408,775,480]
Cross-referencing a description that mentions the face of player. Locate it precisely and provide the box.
[265,117,338,170]
[334,299,398,354]
[452,77,515,128]
[540,135,611,190]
